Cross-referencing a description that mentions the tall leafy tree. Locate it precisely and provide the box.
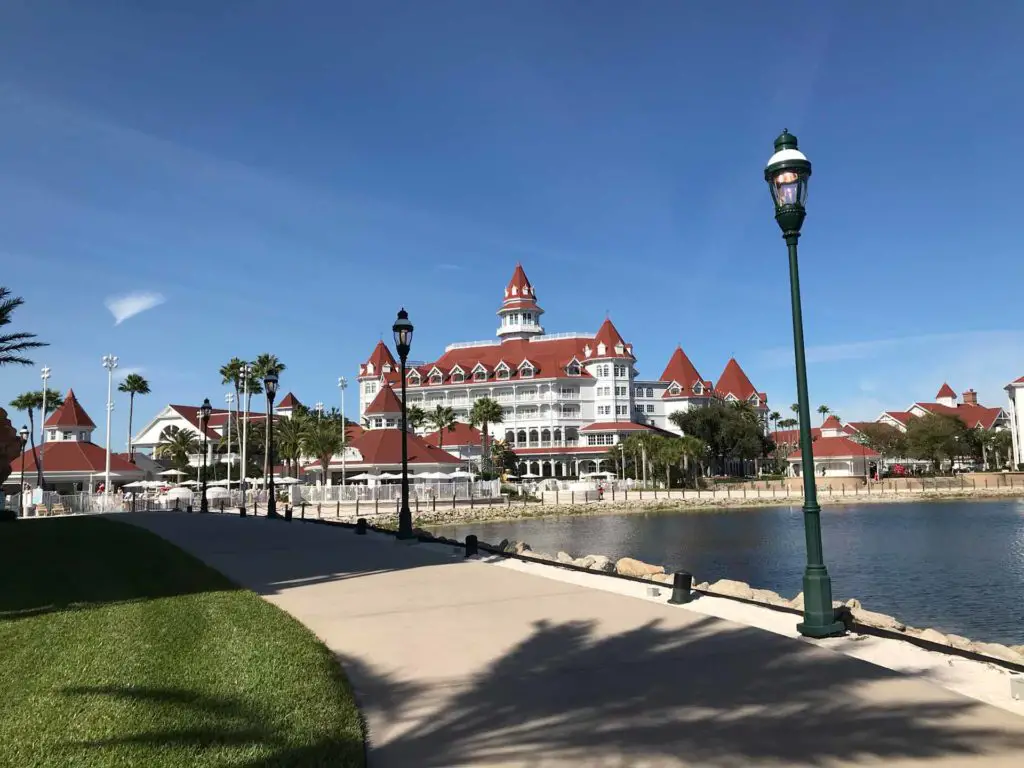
[469,397,504,475]
[251,354,286,479]
[670,400,770,476]
[10,390,64,488]
[427,405,457,449]
[0,287,46,367]
[275,413,307,477]
[904,413,966,472]
[155,425,200,471]
[220,357,245,449]
[117,373,151,458]
[790,403,799,415]
[301,419,344,484]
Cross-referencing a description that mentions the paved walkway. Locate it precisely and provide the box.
[124,512,1024,767]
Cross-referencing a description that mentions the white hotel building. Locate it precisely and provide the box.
[357,264,768,478]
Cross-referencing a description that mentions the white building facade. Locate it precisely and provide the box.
[357,264,769,478]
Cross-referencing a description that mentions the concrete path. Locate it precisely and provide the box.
[124,512,1024,767]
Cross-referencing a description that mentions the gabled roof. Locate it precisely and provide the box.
[423,422,482,447]
[275,392,300,410]
[10,441,145,476]
[170,404,227,439]
[715,358,762,402]
[912,402,1004,430]
[360,341,396,376]
[881,410,914,426]
[44,390,96,429]
[348,429,461,465]
[936,382,956,399]
[788,435,879,460]
[820,415,843,430]
[364,383,404,415]
[592,318,633,358]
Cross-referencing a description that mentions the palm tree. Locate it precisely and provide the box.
[405,404,427,432]
[275,413,307,478]
[817,404,830,425]
[679,435,706,486]
[10,390,64,488]
[654,436,685,489]
[118,373,151,459]
[769,410,781,435]
[0,287,46,367]
[220,357,245,449]
[156,425,200,471]
[790,403,799,415]
[301,419,344,484]
[469,397,504,475]
[251,354,286,479]
[427,405,457,449]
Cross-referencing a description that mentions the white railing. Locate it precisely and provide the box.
[529,332,591,342]
[445,340,496,351]
[302,479,500,503]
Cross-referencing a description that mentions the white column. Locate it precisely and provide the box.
[339,376,348,486]
[39,366,51,486]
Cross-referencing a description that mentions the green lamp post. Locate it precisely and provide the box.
[765,129,845,638]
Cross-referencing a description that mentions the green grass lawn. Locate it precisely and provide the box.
[0,516,365,767]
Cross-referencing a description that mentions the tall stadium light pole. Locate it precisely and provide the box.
[338,376,348,486]
[102,355,119,506]
[39,365,50,488]
[240,363,252,507]
[225,392,235,494]
[764,129,845,638]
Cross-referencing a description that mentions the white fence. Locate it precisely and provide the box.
[302,480,501,503]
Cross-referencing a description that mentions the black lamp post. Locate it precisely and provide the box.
[765,129,844,638]
[199,398,212,513]
[392,308,414,539]
[19,425,28,518]
[264,372,279,518]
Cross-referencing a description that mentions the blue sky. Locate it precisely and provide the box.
[2,1,1023,443]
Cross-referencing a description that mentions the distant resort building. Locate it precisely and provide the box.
[1005,375,1024,469]
[355,264,769,478]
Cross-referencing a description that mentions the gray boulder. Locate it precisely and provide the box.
[615,557,665,578]
[586,555,615,573]
[556,551,575,564]
[918,628,950,646]
[707,579,754,600]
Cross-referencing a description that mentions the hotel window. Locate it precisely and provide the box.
[79,431,87,440]
[668,384,681,395]
[373,418,383,428]
[408,372,420,385]
[615,386,627,396]
[363,382,377,396]
[525,312,532,322]
[451,372,464,383]
[566,362,580,376]
[646,387,654,398]
[616,405,628,416]
[474,370,487,381]
[48,430,56,440]
[520,366,534,379]
[63,431,72,440]
[614,365,627,377]
[429,373,443,385]
[646,404,655,414]
[497,368,510,380]
[385,418,396,428]
[598,405,611,416]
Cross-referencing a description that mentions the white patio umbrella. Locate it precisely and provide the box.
[158,469,187,477]
[275,477,301,485]
[377,472,402,479]
[179,479,200,487]
[450,469,476,478]
[348,473,376,481]
[206,487,230,499]
[165,487,192,499]
[123,481,146,489]
[520,472,540,479]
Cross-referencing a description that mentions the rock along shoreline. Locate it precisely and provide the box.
[422,531,1024,671]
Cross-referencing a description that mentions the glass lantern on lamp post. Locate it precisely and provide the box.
[392,308,414,539]
[765,129,845,638]
[199,398,212,513]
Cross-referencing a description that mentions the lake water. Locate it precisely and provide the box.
[431,499,1024,646]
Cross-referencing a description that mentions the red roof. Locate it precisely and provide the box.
[44,390,96,429]
[429,336,595,383]
[1013,375,1024,385]
[348,429,461,465]
[344,423,364,442]
[360,341,397,376]
[364,383,404,415]
[882,411,914,426]
[912,402,1003,430]
[503,263,538,308]
[659,347,705,396]
[592,318,632,359]
[788,435,878,459]
[170,405,225,439]
[579,421,657,433]
[276,392,300,409]
[715,359,763,403]
[936,382,957,399]
[820,415,843,430]
[772,427,821,445]
[10,441,145,476]
[423,422,481,447]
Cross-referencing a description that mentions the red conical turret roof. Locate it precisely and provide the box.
[361,341,397,376]
[715,359,760,401]
[659,346,703,388]
[592,317,633,358]
[44,389,96,429]
[936,382,956,399]
[365,383,403,415]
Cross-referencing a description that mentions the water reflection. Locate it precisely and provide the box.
[431,500,1024,646]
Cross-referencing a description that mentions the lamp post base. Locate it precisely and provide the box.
[797,566,846,638]
[396,505,414,540]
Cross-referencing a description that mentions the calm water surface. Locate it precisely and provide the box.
[431,500,1024,646]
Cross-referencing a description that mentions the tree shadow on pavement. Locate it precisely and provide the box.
[342,616,1024,767]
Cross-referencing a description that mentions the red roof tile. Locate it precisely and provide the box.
[276,392,300,409]
[348,429,461,465]
[344,423,364,442]
[423,422,481,447]
[171,405,226,439]
[592,318,632,359]
[10,441,145,476]
[579,421,656,433]
[820,415,843,430]
[360,341,397,376]
[882,411,914,426]
[788,435,878,459]
[913,402,1004,430]
[430,336,595,383]
[715,359,761,402]
[44,390,96,429]
[659,347,704,395]
[771,427,821,444]
[936,382,956,399]
[503,263,538,307]
[364,383,404,415]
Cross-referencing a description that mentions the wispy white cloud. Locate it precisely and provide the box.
[105,292,165,325]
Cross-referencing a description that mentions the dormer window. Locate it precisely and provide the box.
[474,369,487,381]
[748,394,759,404]
[668,384,681,396]
[408,370,421,385]
[566,362,581,376]
[366,363,375,375]
[520,365,534,379]
[451,369,465,384]
[597,343,607,356]
[429,373,443,385]
[382,364,392,373]
[693,382,703,394]
[495,362,510,380]
[614,344,624,355]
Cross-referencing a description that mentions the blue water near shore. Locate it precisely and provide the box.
[430,499,1024,646]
